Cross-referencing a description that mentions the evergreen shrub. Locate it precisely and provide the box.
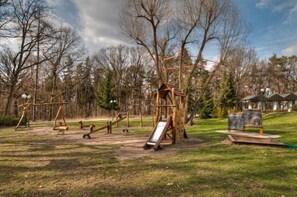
[0,117,19,127]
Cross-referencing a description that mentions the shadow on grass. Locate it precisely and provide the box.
[1,138,295,196]
[1,114,297,196]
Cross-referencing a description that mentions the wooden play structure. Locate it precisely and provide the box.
[144,83,188,150]
[82,111,129,139]
[15,102,68,132]
[15,103,31,130]
[52,102,68,133]
[216,109,286,147]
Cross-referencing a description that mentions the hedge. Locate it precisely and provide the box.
[0,116,20,127]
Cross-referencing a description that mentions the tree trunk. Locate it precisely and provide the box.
[187,99,201,126]
[5,78,17,116]
[49,68,58,120]
[14,98,18,118]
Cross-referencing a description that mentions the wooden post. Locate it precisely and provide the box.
[155,91,160,126]
[106,122,109,134]
[15,111,25,130]
[164,99,168,118]
[172,88,178,143]
[53,104,67,130]
[259,127,263,135]
[106,121,112,134]
[140,112,143,127]
[116,111,122,127]
[15,108,25,130]
[15,104,30,130]
[109,121,112,134]
[53,105,62,129]
[181,96,186,108]
[127,111,130,127]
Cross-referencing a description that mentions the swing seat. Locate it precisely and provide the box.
[57,126,68,130]
[56,126,68,135]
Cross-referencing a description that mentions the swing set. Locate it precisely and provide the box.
[15,102,68,132]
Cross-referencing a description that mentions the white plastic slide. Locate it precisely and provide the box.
[150,121,167,143]
[144,116,172,150]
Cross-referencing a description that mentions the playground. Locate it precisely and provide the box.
[0,112,297,196]
[11,122,206,162]
[1,84,297,196]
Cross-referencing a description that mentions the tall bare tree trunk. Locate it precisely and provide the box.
[14,98,18,118]
[33,17,40,121]
[5,77,17,116]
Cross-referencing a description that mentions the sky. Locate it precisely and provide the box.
[48,0,297,60]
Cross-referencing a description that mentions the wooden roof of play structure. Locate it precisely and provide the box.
[157,83,185,99]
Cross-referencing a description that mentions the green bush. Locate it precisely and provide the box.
[292,104,297,112]
[0,116,19,127]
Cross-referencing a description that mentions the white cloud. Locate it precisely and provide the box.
[46,0,61,7]
[272,0,295,12]
[256,0,297,25]
[282,43,297,56]
[204,55,220,71]
[72,0,128,53]
[273,0,297,24]
[256,0,272,8]
[256,0,297,15]
[0,37,19,52]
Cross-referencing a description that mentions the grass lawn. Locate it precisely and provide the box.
[0,112,296,196]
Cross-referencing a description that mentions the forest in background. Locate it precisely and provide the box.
[0,0,296,122]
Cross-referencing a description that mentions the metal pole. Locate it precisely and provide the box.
[264,95,266,113]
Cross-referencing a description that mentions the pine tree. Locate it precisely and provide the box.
[200,85,214,119]
[84,57,95,116]
[62,56,74,102]
[75,63,84,108]
[198,69,214,119]
[75,57,95,116]
[219,71,236,117]
[97,69,117,111]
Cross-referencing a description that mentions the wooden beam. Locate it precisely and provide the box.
[172,88,177,144]
[156,105,176,107]
[110,116,126,126]
[26,102,68,106]
[155,91,160,126]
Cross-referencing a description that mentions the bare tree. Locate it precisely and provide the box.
[93,45,129,107]
[120,0,173,84]
[3,0,54,116]
[124,47,147,114]
[46,26,83,98]
[0,0,11,38]
[92,46,152,114]
[216,46,258,100]
[176,0,249,123]
[44,26,84,119]
[121,0,249,124]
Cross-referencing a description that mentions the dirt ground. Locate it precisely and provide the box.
[14,126,207,162]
